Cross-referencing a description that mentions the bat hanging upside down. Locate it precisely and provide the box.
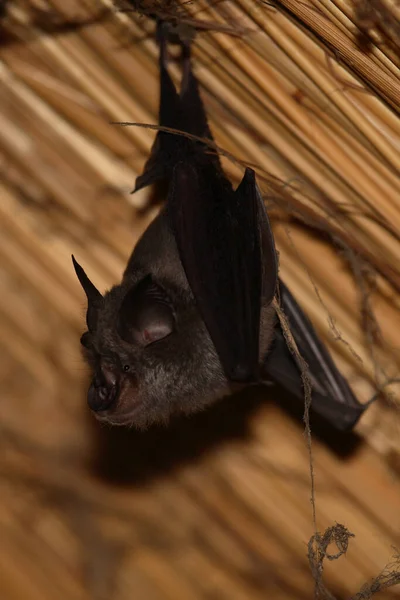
[73,23,368,431]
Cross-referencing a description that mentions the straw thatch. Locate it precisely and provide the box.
[1,0,400,598]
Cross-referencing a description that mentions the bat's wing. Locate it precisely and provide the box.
[168,163,277,383]
[134,23,278,382]
[263,280,366,430]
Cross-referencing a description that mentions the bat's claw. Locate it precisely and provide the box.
[156,19,193,73]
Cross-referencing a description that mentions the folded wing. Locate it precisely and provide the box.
[263,280,366,430]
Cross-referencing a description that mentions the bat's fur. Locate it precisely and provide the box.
[80,209,274,429]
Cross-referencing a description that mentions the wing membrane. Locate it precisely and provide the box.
[264,280,366,430]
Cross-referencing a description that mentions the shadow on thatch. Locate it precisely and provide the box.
[91,385,362,486]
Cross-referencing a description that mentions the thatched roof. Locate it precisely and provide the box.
[1,1,400,598]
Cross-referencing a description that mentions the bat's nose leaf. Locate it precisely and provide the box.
[88,364,119,412]
[101,363,118,388]
[88,381,118,412]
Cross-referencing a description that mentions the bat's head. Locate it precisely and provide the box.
[73,212,232,429]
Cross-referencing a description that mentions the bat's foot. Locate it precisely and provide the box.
[156,17,195,47]
[156,19,192,99]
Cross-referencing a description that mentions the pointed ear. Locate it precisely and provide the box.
[72,255,103,331]
[117,276,175,346]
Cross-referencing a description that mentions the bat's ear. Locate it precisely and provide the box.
[235,169,278,305]
[117,276,175,346]
[72,255,103,332]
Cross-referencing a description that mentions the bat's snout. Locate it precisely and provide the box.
[88,363,119,412]
[88,380,118,412]
[88,361,143,425]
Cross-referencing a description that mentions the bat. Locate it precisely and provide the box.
[73,22,367,431]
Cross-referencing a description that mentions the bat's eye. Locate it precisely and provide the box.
[80,332,92,348]
[123,364,130,372]
[117,276,175,346]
